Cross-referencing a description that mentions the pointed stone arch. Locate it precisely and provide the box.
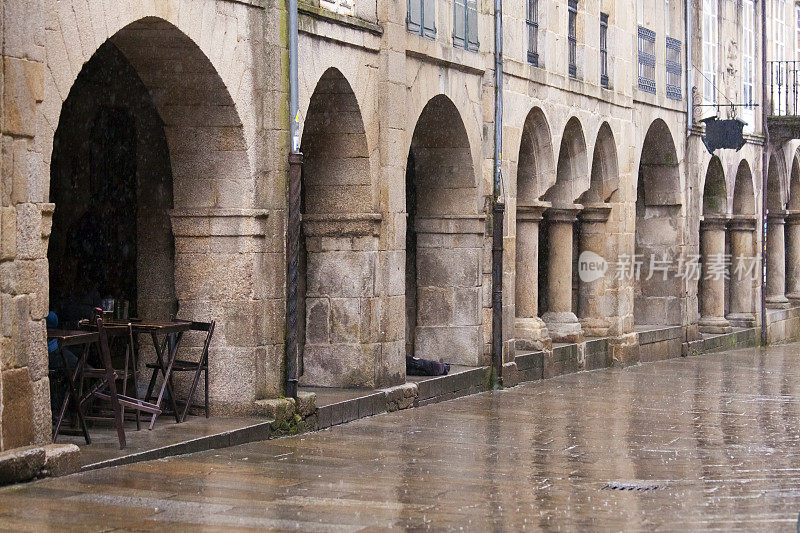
[583,122,619,203]
[634,119,682,327]
[517,107,556,202]
[298,67,383,388]
[405,95,484,366]
[44,14,267,416]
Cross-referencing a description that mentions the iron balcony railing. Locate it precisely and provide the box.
[768,60,800,116]
[666,37,682,100]
[638,26,656,94]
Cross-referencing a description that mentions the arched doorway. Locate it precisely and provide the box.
[786,154,800,304]
[298,68,381,388]
[539,117,588,342]
[697,157,730,333]
[45,17,257,414]
[578,122,619,337]
[634,119,682,327]
[727,160,757,326]
[514,107,554,351]
[765,153,790,308]
[406,95,483,365]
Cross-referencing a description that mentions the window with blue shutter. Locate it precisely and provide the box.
[408,0,435,39]
[454,0,478,51]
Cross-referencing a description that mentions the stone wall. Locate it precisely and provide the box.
[1,0,52,451]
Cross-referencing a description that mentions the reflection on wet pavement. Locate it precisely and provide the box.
[3,344,800,531]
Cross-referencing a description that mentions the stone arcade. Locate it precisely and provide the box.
[4,0,800,462]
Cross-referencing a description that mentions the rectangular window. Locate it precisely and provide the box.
[453,0,478,51]
[638,0,644,25]
[527,0,539,65]
[638,26,656,93]
[797,3,800,60]
[321,0,354,15]
[666,37,682,99]
[743,0,755,128]
[600,13,609,88]
[568,0,578,78]
[774,0,787,113]
[407,0,436,39]
[665,0,670,37]
[702,0,717,105]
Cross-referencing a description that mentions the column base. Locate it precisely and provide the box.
[514,317,552,351]
[541,311,584,343]
[698,316,733,334]
[786,292,800,306]
[766,295,791,309]
[579,317,610,338]
[726,313,756,328]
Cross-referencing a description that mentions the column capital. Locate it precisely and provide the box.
[785,210,800,224]
[699,214,729,231]
[579,203,612,223]
[727,215,757,232]
[516,201,551,222]
[767,209,788,223]
[545,204,582,224]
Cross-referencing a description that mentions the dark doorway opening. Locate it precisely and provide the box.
[405,150,418,357]
[48,41,175,328]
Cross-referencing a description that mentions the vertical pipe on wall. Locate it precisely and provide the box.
[685,0,691,135]
[491,0,504,385]
[761,0,769,346]
[286,0,302,399]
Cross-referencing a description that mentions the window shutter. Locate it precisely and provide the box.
[466,0,479,50]
[423,0,436,38]
[453,0,466,47]
[407,0,422,34]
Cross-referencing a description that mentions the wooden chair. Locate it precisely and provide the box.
[145,320,214,422]
[80,317,161,449]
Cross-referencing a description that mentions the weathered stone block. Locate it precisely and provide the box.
[383,383,417,411]
[330,298,361,343]
[305,298,330,344]
[2,57,44,138]
[0,446,44,485]
[306,251,376,298]
[41,444,80,477]
[1,367,35,449]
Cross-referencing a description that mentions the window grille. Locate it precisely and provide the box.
[568,1,578,78]
[638,26,656,94]
[527,0,539,65]
[666,37,682,99]
[600,13,609,88]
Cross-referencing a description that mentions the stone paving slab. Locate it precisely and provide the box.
[58,416,275,471]
[4,344,800,529]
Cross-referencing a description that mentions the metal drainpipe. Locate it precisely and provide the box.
[761,0,769,346]
[685,0,691,136]
[286,0,302,399]
[491,0,505,386]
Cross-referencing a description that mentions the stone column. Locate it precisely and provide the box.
[514,203,551,351]
[726,217,757,327]
[578,204,612,337]
[542,206,584,343]
[698,216,732,334]
[785,211,800,304]
[766,210,791,309]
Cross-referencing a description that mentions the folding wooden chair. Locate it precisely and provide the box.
[80,317,161,449]
[145,320,214,422]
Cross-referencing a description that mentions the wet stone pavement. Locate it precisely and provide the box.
[4,345,800,531]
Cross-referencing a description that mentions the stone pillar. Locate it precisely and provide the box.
[698,216,732,334]
[170,209,279,414]
[514,203,551,351]
[727,217,757,327]
[542,206,584,343]
[785,211,800,304]
[299,213,384,388]
[766,211,791,309]
[578,204,612,337]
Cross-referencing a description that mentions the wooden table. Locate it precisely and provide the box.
[47,329,98,444]
[98,320,194,430]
